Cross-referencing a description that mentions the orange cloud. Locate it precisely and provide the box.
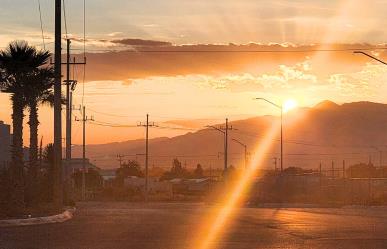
[73,41,386,83]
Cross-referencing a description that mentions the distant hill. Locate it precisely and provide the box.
[73,101,387,171]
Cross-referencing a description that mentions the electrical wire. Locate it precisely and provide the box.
[62,0,68,39]
[82,0,86,106]
[87,108,144,118]
[69,47,387,53]
[37,0,45,50]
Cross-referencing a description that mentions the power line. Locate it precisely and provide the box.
[233,129,385,149]
[154,125,197,131]
[89,120,137,128]
[87,108,144,118]
[82,0,86,106]
[62,0,68,39]
[37,0,45,50]
[69,47,387,53]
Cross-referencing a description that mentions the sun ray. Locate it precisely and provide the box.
[190,121,281,249]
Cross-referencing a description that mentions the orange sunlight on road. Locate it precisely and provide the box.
[190,105,308,249]
[190,122,280,249]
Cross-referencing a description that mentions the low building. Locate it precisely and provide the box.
[124,176,173,195]
[64,158,99,176]
[0,121,11,168]
[100,169,117,180]
[169,178,212,195]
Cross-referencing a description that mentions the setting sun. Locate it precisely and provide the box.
[283,99,298,113]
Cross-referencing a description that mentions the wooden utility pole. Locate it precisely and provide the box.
[206,119,234,173]
[75,106,94,200]
[342,160,346,178]
[64,38,86,170]
[54,39,86,203]
[221,118,235,171]
[53,0,63,207]
[138,114,156,200]
[225,118,229,171]
[117,154,124,167]
[273,157,278,171]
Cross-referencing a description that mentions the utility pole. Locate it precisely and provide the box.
[63,39,86,203]
[207,118,234,172]
[51,38,86,203]
[63,38,86,170]
[39,136,43,169]
[138,114,157,200]
[342,160,346,178]
[273,157,278,171]
[331,161,334,178]
[225,119,229,171]
[75,106,94,201]
[280,107,283,172]
[221,119,235,171]
[53,0,63,207]
[117,154,124,167]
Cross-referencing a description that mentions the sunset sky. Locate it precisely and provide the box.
[0,0,386,145]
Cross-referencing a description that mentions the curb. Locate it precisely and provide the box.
[0,208,76,227]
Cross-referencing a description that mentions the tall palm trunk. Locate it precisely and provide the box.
[27,99,39,206]
[9,93,25,214]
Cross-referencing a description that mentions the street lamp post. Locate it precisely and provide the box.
[255,98,284,172]
[232,138,247,170]
[207,125,226,171]
[354,51,387,66]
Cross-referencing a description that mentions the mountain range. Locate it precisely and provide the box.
[72,101,387,171]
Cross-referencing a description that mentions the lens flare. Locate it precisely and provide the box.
[191,122,281,249]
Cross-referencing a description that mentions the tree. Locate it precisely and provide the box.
[193,164,204,178]
[38,143,54,203]
[0,41,54,211]
[0,41,49,213]
[347,163,376,178]
[161,158,190,180]
[25,67,55,206]
[73,169,103,190]
[116,160,144,179]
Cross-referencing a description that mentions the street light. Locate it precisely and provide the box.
[206,125,226,172]
[232,138,247,170]
[353,51,387,66]
[255,98,284,172]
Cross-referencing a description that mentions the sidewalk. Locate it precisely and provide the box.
[0,208,75,227]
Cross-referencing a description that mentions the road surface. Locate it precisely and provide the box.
[0,202,386,249]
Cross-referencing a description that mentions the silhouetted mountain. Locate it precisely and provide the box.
[73,101,387,170]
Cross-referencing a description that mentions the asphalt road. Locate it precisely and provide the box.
[1,202,386,249]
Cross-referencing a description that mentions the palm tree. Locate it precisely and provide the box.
[25,68,55,206]
[0,41,51,213]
